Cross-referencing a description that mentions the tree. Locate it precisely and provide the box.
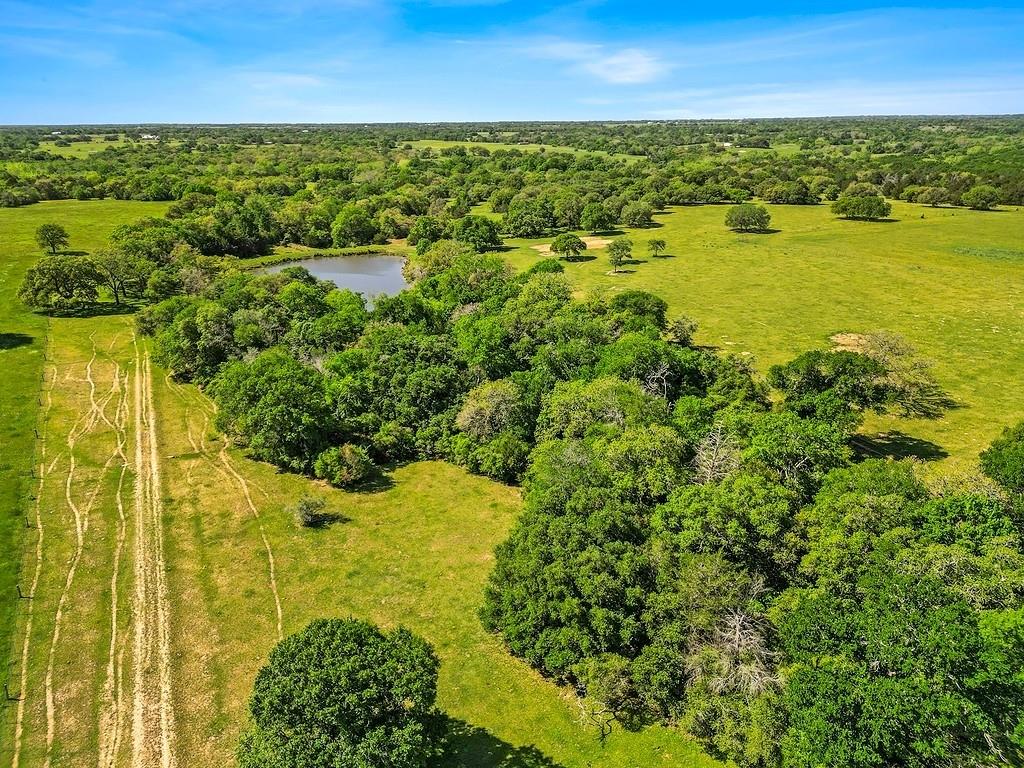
[35,223,69,255]
[331,204,377,247]
[18,254,100,309]
[607,238,632,272]
[961,184,1000,210]
[581,202,615,234]
[647,238,667,258]
[92,249,154,304]
[212,349,336,472]
[451,214,501,252]
[238,618,441,768]
[550,233,587,261]
[831,194,891,220]
[621,201,654,228]
[725,204,771,232]
[980,421,1024,494]
[503,198,555,237]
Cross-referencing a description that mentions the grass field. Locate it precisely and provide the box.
[404,139,642,163]
[496,200,1024,465]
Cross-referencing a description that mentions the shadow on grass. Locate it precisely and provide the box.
[352,471,397,494]
[563,254,597,263]
[439,718,566,768]
[38,301,140,319]
[590,228,625,236]
[731,228,781,235]
[0,333,34,350]
[852,431,949,461]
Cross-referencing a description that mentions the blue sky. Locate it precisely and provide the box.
[2,0,1023,123]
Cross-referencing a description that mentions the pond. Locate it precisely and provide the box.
[266,254,409,298]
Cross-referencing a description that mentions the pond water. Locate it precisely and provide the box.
[266,254,409,297]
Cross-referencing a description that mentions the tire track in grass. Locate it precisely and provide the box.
[10,360,55,768]
[43,345,123,768]
[97,362,131,768]
[218,445,284,641]
[165,375,281,638]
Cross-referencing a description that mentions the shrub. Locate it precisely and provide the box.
[314,444,376,488]
[980,421,1024,494]
[831,194,891,220]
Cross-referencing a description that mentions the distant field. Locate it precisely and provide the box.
[404,138,643,163]
[36,136,129,157]
[498,200,1024,465]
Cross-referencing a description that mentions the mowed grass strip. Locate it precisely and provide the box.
[498,200,1024,465]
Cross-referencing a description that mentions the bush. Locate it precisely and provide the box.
[291,495,333,528]
[961,184,1000,210]
[314,444,376,488]
[238,618,440,768]
[725,204,771,232]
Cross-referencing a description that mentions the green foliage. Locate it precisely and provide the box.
[213,349,336,472]
[35,222,69,254]
[961,183,1001,210]
[725,204,771,232]
[503,198,556,237]
[550,232,587,260]
[621,201,654,228]
[647,238,667,258]
[238,618,440,768]
[831,193,892,220]
[18,253,100,309]
[581,202,616,233]
[451,214,501,252]
[981,421,1024,494]
[607,238,632,271]
[314,444,376,488]
[331,204,378,247]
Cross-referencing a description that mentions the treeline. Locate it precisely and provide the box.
[136,233,1024,767]
[4,118,1024,211]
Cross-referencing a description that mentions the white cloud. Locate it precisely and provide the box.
[529,39,666,84]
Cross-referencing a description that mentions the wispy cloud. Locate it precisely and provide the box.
[529,39,667,84]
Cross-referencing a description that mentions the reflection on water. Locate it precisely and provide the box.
[266,254,408,298]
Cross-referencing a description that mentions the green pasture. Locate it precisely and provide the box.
[499,200,1024,465]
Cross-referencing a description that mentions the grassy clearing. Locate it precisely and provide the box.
[36,137,129,158]
[0,200,168,726]
[404,139,642,163]
[499,200,1024,465]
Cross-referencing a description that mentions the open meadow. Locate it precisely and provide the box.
[497,200,1024,465]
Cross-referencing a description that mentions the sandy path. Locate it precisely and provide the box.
[130,345,177,768]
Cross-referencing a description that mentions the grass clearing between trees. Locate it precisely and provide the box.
[499,200,1024,466]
